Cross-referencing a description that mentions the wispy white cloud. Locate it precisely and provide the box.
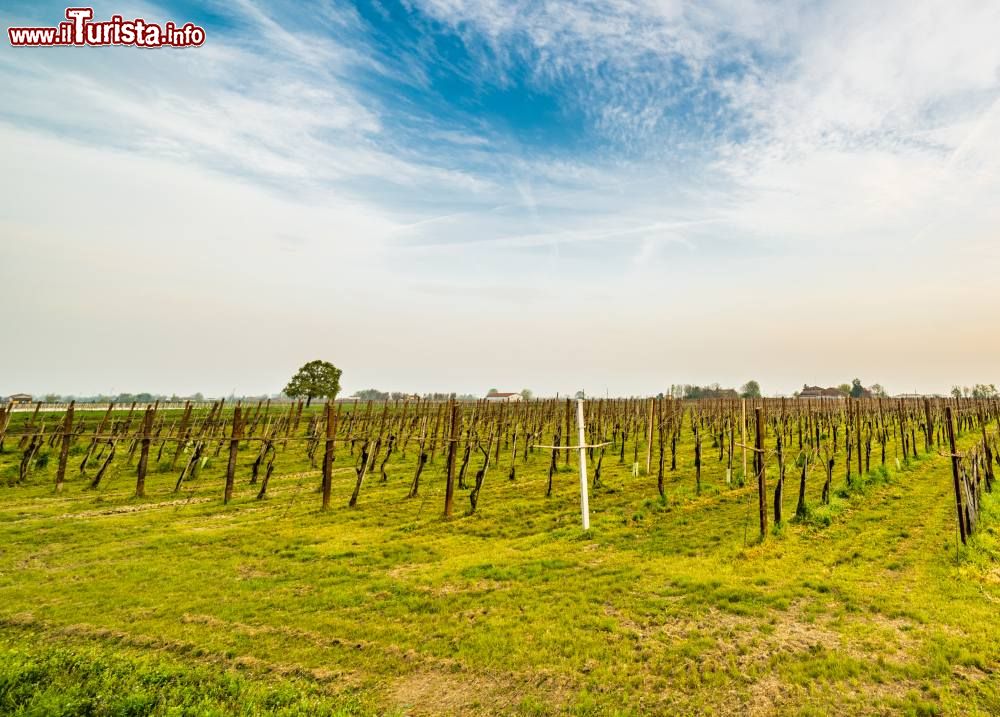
[0,0,495,199]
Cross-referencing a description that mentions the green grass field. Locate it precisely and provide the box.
[1,409,998,715]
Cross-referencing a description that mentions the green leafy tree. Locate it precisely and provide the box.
[951,386,963,399]
[869,383,888,398]
[487,388,499,397]
[740,380,761,399]
[837,383,851,397]
[520,388,533,400]
[849,378,865,398]
[284,360,342,407]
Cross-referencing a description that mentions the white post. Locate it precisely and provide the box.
[576,398,590,530]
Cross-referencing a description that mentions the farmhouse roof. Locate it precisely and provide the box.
[798,385,844,398]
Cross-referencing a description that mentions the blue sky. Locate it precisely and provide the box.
[2,1,1000,397]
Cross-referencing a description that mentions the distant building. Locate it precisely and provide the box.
[798,385,845,399]
[5,393,32,405]
[486,392,522,402]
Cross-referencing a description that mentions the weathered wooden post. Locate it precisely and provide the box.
[564,399,572,467]
[656,399,665,498]
[741,399,748,484]
[645,397,654,475]
[444,401,460,517]
[774,433,783,525]
[224,405,242,504]
[855,400,862,476]
[923,398,933,452]
[980,406,995,492]
[55,401,74,493]
[945,406,966,545]
[694,423,702,496]
[321,402,337,511]
[755,406,767,538]
[135,406,154,497]
[796,449,809,520]
[0,403,10,451]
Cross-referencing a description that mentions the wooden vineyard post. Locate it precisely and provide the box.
[224,405,242,504]
[945,406,967,545]
[656,399,665,498]
[0,403,10,451]
[564,399,571,467]
[923,398,933,452]
[577,399,590,530]
[694,421,702,496]
[135,406,154,498]
[321,402,337,511]
[741,399,748,485]
[755,407,767,538]
[645,397,654,475]
[855,402,862,477]
[55,401,74,493]
[443,401,460,517]
[981,406,995,492]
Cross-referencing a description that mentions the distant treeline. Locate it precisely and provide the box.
[668,381,762,400]
[351,389,479,402]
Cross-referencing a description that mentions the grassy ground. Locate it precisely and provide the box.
[0,412,998,715]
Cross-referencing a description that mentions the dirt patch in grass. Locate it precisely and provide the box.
[425,579,510,597]
[236,563,273,580]
[607,600,921,675]
[744,674,785,716]
[390,669,556,716]
[180,612,370,650]
[738,674,926,716]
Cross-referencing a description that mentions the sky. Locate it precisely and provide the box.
[1,0,999,398]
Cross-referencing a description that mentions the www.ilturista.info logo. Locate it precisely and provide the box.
[8,7,206,48]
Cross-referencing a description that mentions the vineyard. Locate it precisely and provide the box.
[1,396,999,715]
